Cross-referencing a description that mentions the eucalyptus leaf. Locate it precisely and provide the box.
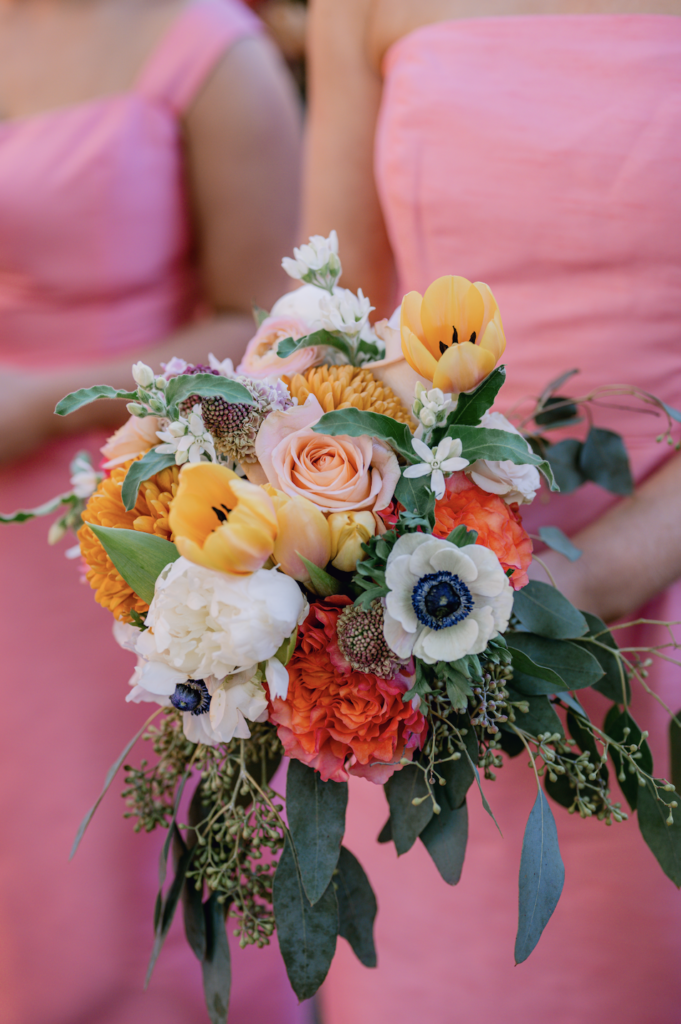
[544,439,585,493]
[662,401,681,424]
[273,838,338,1001]
[506,634,604,693]
[514,789,565,964]
[420,797,468,886]
[146,823,194,986]
[505,688,564,740]
[121,450,177,511]
[539,368,579,404]
[55,384,138,416]
[535,395,580,427]
[335,847,377,967]
[460,746,503,835]
[579,427,633,496]
[0,491,78,524]
[670,711,681,796]
[638,780,681,887]
[297,555,342,597]
[165,373,254,416]
[87,524,179,605]
[440,725,478,810]
[183,873,207,962]
[313,408,415,461]
[538,526,582,562]
[377,818,392,843]
[603,705,652,811]
[512,581,588,640]
[580,612,630,704]
[384,765,433,855]
[202,893,232,1024]
[286,760,348,905]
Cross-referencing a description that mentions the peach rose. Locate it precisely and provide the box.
[237,315,321,379]
[255,396,400,513]
[100,415,160,469]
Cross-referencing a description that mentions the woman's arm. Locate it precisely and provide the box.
[0,34,302,463]
[303,0,396,316]
[530,451,681,622]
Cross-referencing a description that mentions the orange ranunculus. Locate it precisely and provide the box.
[434,472,533,589]
[263,485,331,582]
[401,275,506,393]
[268,597,427,784]
[168,462,277,575]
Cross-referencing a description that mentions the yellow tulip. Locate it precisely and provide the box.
[169,463,277,575]
[328,511,376,572]
[264,486,332,582]
[400,275,506,394]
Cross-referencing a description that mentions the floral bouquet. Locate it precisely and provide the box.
[5,232,681,1023]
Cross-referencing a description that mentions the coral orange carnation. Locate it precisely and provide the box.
[434,473,533,590]
[268,596,427,784]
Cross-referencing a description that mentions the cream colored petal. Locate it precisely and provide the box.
[478,312,506,361]
[400,290,427,344]
[383,609,418,659]
[416,617,479,663]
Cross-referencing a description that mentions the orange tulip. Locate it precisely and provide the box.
[400,276,506,394]
[169,463,277,575]
[264,485,332,582]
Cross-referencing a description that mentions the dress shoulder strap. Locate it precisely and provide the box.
[135,0,262,114]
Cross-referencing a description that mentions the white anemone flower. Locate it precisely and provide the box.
[467,410,541,505]
[318,287,374,338]
[382,534,513,665]
[155,403,216,465]
[402,437,469,499]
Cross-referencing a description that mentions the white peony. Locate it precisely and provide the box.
[135,557,308,684]
[382,533,513,665]
[467,410,541,505]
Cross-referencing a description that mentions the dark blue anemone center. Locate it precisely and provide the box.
[411,570,474,630]
[170,680,211,716]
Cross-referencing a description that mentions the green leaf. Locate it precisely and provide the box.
[384,765,433,855]
[637,780,681,887]
[544,753,582,809]
[535,395,580,428]
[662,401,681,424]
[0,491,78,523]
[286,760,348,905]
[506,634,604,693]
[273,837,339,1001]
[544,439,585,494]
[579,427,633,496]
[580,612,630,704]
[538,526,582,562]
[165,373,254,416]
[146,820,194,986]
[505,688,564,740]
[377,818,392,843]
[603,705,652,811]
[252,303,270,327]
[446,525,478,547]
[394,472,436,522]
[445,672,474,712]
[461,746,503,835]
[420,797,468,886]
[514,789,565,964]
[70,710,160,859]
[670,711,681,796]
[55,384,138,416]
[447,425,557,491]
[313,408,415,461]
[297,554,343,597]
[440,727,478,810]
[276,329,354,364]
[202,893,232,1024]
[121,449,177,511]
[512,581,588,640]
[335,847,377,967]
[446,367,506,426]
[87,524,179,604]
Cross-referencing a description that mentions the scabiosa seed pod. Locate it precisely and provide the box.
[333,599,408,679]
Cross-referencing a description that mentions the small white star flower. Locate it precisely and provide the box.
[412,383,454,429]
[318,287,374,338]
[281,231,342,291]
[403,436,469,499]
[69,453,102,498]
[155,404,216,465]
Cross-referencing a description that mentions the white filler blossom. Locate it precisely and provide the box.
[69,453,101,499]
[131,361,155,388]
[282,230,342,291]
[382,534,513,665]
[467,410,541,505]
[318,287,374,338]
[412,383,454,429]
[403,437,469,499]
[155,404,216,465]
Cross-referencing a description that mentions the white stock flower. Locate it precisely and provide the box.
[69,453,101,499]
[155,404,216,465]
[467,410,541,505]
[135,557,308,684]
[132,361,155,388]
[282,231,341,289]
[402,437,469,499]
[318,288,374,338]
[382,534,513,665]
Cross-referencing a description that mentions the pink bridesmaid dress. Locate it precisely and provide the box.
[0,3,307,1022]
[321,16,681,1024]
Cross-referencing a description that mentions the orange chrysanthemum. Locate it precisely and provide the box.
[78,460,180,621]
[268,596,427,784]
[434,473,533,590]
[284,364,415,428]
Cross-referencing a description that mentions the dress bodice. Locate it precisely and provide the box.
[376,14,681,528]
[0,0,260,368]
